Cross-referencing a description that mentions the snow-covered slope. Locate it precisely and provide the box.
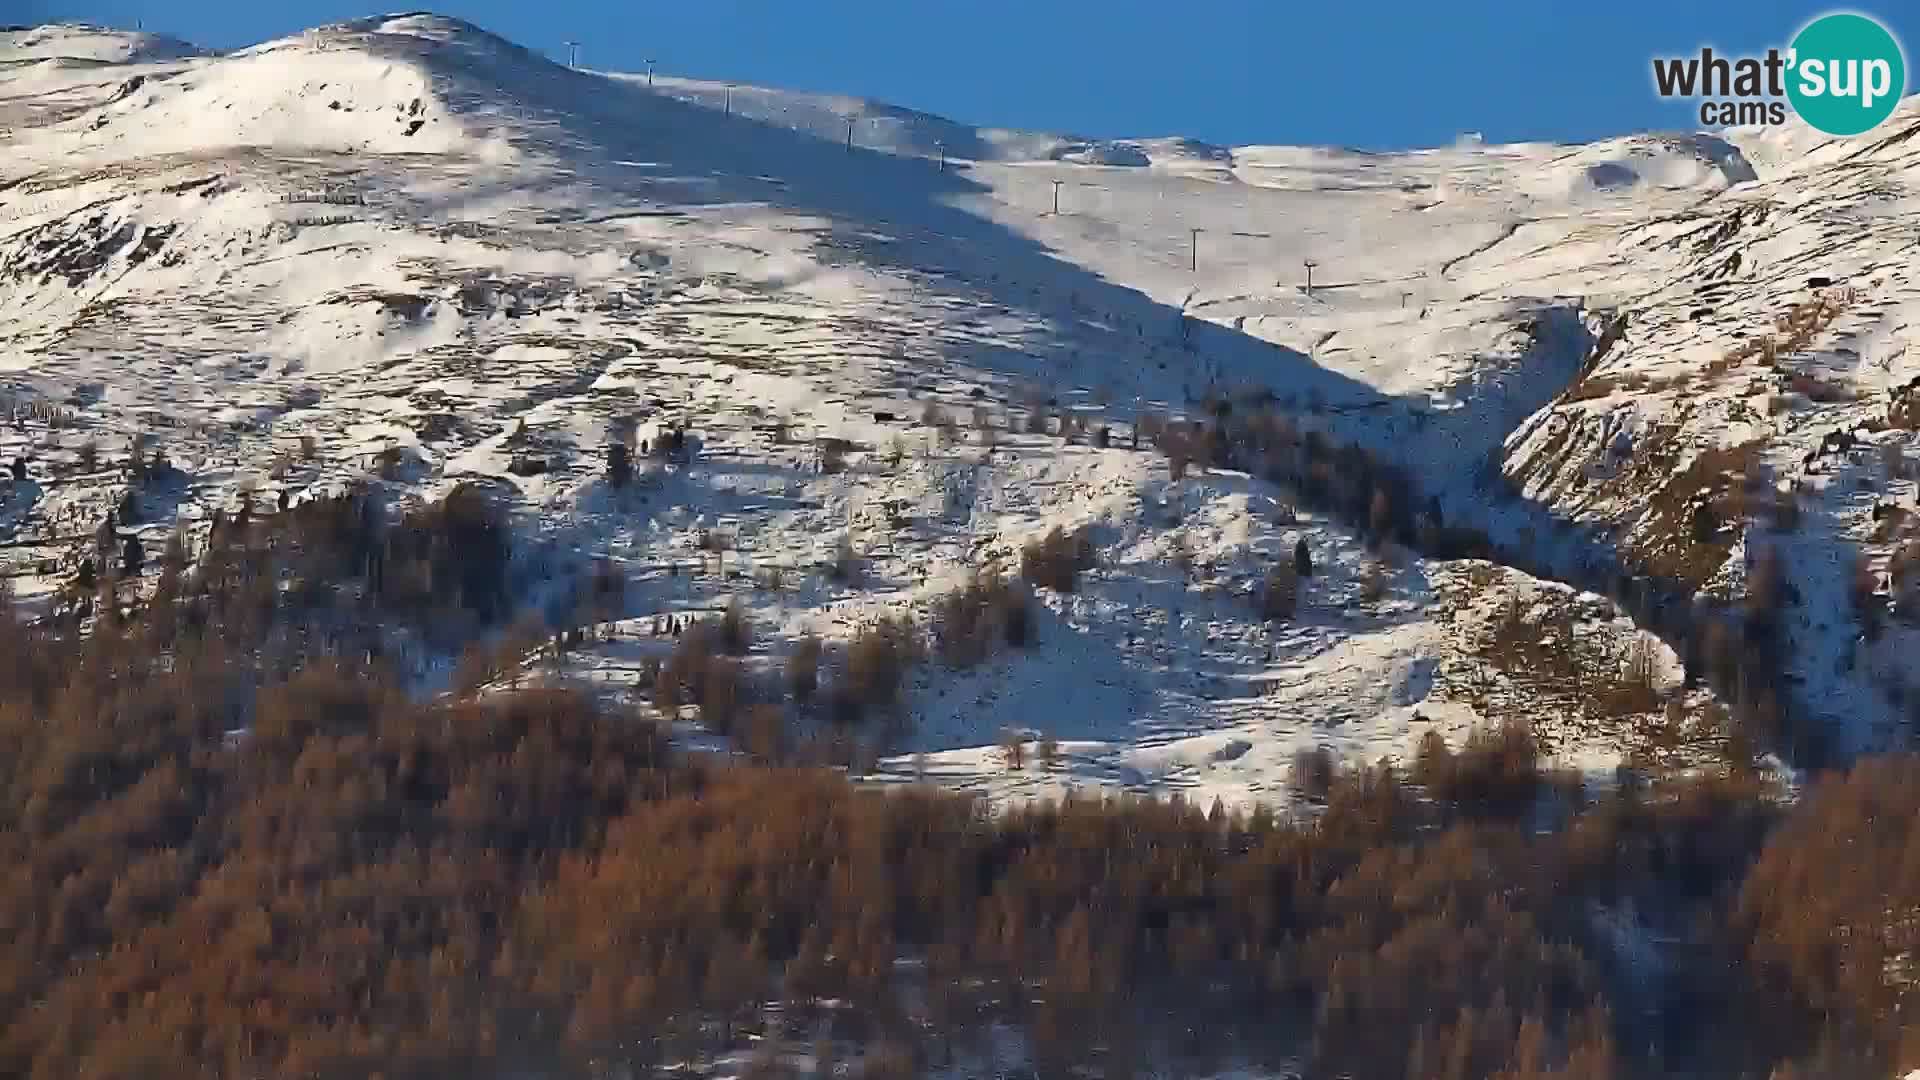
[613,71,1232,172]
[9,13,1895,813]
[0,24,205,130]
[1501,101,1920,757]
[0,23,205,64]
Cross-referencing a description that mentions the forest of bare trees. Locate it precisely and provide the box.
[0,478,1915,1079]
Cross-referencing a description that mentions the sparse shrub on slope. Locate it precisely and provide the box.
[1260,562,1299,621]
[933,571,1030,667]
[1359,557,1389,603]
[828,533,861,583]
[652,613,749,733]
[1024,395,1050,435]
[718,597,752,655]
[1785,372,1856,404]
[698,654,745,735]
[1412,721,1554,821]
[1036,731,1060,770]
[1022,525,1096,593]
[1158,421,1197,479]
[787,633,821,703]
[830,615,921,725]
[172,478,517,654]
[1291,744,1338,800]
[606,440,632,488]
[388,482,514,625]
[1000,728,1027,771]
[1609,637,1664,716]
[656,618,714,714]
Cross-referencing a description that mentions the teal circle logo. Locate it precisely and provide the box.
[1786,13,1906,136]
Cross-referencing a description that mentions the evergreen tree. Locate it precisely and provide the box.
[163,529,188,573]
[121,533,144,578]
[608,441,633,488]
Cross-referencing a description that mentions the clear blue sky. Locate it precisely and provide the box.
[30,0,1920,149]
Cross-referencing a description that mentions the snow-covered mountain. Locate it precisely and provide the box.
[3,13,1913,811]
[0,22,205,64]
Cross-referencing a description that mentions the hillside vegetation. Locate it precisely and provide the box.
[0,503,1913,1078]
